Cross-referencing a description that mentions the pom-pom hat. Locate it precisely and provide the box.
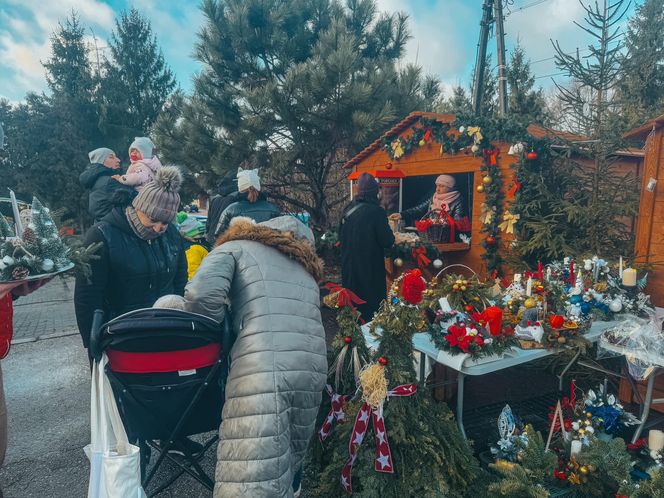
[132,166,182,223]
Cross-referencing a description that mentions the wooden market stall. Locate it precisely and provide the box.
[343,112,519,280]
[618,114,664,414]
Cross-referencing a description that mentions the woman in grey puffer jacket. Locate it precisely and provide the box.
[184,215,327,498]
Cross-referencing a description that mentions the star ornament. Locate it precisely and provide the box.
[376,451,392,472]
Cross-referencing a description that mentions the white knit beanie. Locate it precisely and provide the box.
[129,137,155,159]
[88,147,114,164]
[236,167,261,192]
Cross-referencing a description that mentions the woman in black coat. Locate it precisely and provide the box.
[74,166,187,353]
[339,173,394,321]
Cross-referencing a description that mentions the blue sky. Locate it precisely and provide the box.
[0,0,637,103]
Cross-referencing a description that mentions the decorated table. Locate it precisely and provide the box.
[362,320,620,439]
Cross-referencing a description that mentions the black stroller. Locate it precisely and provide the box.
[90,307,233,497]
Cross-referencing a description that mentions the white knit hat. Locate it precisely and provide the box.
[237,167,261,192]
[88,147,114,164]
[129,137,155,159]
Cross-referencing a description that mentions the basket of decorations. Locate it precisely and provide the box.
[415,207,454,243]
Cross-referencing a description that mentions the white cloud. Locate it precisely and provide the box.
[0,0,116,100]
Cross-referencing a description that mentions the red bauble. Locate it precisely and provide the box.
[378,356,388,366]
[344,336,352,343]
[548,314,565,329]
[527,150,538,160]
[486,235,496,246]
[385,162,393,170]
[464,304,474,312]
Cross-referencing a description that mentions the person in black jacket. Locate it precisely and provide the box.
[74,166,188,353]
[80,148,136,221]
[339,173,395,321]
[205,175,239,246]
[215,168,280,235]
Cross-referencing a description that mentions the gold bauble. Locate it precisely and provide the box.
[507,300,513,306]
[419,139,426,147]
[482,176,493,185]
[476,184,485,193]
[452,284,459,290]
[463,280,469,285]
[461,286,467,292]
[585,412,592,418]
[579,466,589,475]
[524,297,537,309]
[584,419,591,426]
[394,258,403,267]
[578,428,586,435]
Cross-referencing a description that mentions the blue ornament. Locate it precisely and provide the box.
[580,302,591,314]
[570,295,582,305]
[391,296,399,304]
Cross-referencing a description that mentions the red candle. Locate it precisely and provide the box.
[481,306,504,336]
[537,261,543,281]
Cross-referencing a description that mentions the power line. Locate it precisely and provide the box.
[530,33,626,65]
[504,0,550,17]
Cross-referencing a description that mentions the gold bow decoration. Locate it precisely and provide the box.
[481,203,496,225]
[467,126,483,144]
[499,210,520,234]
[391,139,404,159]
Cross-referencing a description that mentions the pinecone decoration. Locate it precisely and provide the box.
[11,266,30,280]
[21,228,38,246]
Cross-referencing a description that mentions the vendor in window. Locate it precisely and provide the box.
[389,174,467,226]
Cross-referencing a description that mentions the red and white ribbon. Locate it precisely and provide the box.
[319,384,351,442]
[340,383,417,493]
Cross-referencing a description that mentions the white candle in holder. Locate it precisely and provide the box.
[526,277,533,296]
[650,429,664,452]
[570,439,582,458]
[619,256,623,278]
[622,268,637,287]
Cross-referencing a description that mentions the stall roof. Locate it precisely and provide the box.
[343,112,455,169]
[624,114,664,140]
[343,113,645,169]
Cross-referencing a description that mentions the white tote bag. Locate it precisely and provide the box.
[85,354,147,498]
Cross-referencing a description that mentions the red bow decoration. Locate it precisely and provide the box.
[340,383,417,493]
[483,147,500,166]
[423,129,432,142]
[507,174,521,199]
[319,384,351,442]
[325,283,366,309]
[411,246,431,269]
[438,205,456,242]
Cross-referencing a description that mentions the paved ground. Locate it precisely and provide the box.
[1,279,218,498]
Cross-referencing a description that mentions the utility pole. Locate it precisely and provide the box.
[494,0,509,115]
[471,0,494,116]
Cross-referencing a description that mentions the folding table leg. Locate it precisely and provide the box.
[456,373,467,440]
[558,349,581,391]
[631,373,656,443]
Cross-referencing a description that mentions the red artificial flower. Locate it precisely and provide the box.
[627,438,647,451]
[402,269,427,305]
[446,324,467,348]
[458,335,472,353]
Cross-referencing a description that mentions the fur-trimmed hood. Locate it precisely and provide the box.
[216,217,324,282]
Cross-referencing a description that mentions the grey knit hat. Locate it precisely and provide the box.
[132,166,182,223]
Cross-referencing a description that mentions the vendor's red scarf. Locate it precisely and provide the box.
[431,191,460,212]
[0,294,13,359]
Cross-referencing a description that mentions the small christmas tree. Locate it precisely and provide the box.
[0,213,14,238]
[314,270,480,497]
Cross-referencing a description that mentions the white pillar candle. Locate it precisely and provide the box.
[526,277,533,296]
[622,268,637,287]
[546,267,551,282]
[513,273,521,283]
[570,439,583,458]
[649,429,664,452]
[619,257,623,278]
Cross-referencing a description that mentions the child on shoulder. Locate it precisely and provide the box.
[112,137,162,192]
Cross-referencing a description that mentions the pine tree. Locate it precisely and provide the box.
[436,85,472,114]
[550,0,639,256]
[507,41,549,125]
[314,272,480,497]
[154,0,440,228]
[99,8,176,155]
[618,0,664,129]
[470,53,498,117]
